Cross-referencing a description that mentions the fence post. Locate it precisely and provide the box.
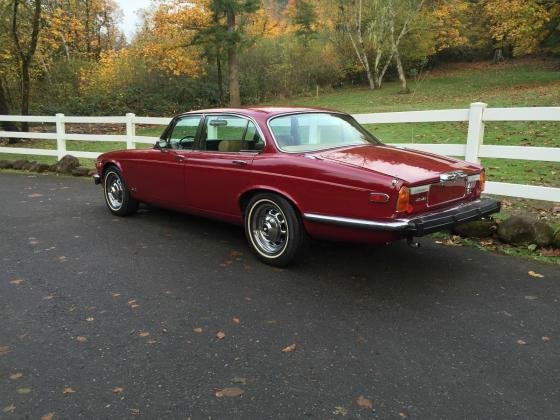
[55,113,66,160]
[126,113,136,149]
[465,102,487,163]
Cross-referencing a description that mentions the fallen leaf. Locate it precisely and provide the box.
[399,412,407,418]
[216,331,225,339]
[127,299,136,305]
[76,336,87,343]
[10,278,24,285]
[111,293,121,298]
[528,271,544,278]
[333,406,348,416]
[525,295,538,300]
[29,240,39,245]
[85,317,94,322]
[356,395,373,409]
[542,336,550,342]
[62,387,75,395]
[9,372,23,380]
[43,295,55,300]
[112,387,124,394]
[16,387,31,395]
[0,346,10,357]
[193,327,203,333]
[58,256,67,262]
[232,317,240,325]
[130,304,140,309]
[517,339,527,345]
[130,408,140,416]
[146,340,157,344]
[282,344,296,353]
[28,193,43,198]
[231,377,247,385]
[215,387,244,398]
[138,331,150,337]
[41,413,55,420]
[2,404,15,413]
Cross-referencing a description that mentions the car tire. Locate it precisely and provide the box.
[244,193,307,266]
[103,166,138,216]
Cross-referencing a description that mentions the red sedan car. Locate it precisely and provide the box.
[94,107,500,265]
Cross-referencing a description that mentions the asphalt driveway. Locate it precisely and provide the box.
[1,172,559,419]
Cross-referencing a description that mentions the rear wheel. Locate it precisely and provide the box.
[244,193,307,266]
[103,166,138,216]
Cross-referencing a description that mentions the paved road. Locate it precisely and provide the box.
[0,172,559,419]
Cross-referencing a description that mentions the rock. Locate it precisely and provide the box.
[453,219,496,238]
[22,161,36,170]
[497,215,554,247]
[36,163,50,173]
[0,160,13,169]
[29,162,41,172]
[12,160,28,170]
[55,155,80,173]
[552,230,560,249]
[48,163,58,172]
[71,166,90,177]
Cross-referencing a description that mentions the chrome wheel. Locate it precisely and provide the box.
[249,199,289,256]
[105,172,123,210]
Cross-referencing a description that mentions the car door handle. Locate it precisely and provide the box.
[232,160,247,166]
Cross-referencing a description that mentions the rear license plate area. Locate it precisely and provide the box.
[428,179,466,206]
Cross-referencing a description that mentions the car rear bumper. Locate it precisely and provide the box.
[304,198,501,237]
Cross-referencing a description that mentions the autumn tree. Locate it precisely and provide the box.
[11,0,42,132]
[484,0,550,60]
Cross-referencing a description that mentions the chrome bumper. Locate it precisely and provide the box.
[93,174,101,185]
[304,198,501,237]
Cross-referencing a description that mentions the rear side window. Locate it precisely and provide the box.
[200,115,265,152]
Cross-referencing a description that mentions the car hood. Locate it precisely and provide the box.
[316,144,480,185]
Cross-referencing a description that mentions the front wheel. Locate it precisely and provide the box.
[103,166,138,216]
[244,193,307,266]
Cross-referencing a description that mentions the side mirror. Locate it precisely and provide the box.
[155,140,169,150]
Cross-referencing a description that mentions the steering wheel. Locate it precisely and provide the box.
[178,136,195,148]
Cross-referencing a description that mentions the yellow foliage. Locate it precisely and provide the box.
[431,1,469,52]
[484,0,550,56]
[138,0,210,76]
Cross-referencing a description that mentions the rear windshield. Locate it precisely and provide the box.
[268,112,381,153]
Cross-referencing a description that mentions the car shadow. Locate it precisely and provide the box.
[131,204,469,303]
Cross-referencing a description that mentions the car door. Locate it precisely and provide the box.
[185,114,265,217]
[123,114,202,209]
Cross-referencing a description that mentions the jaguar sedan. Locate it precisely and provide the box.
[94,107,500,265]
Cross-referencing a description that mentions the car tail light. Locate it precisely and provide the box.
[396,186,413,214]
[479,170,486,192]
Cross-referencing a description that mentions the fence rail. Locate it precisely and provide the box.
[0,103,558,202]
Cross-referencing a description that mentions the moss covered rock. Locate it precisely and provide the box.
[497,215,553,247]
[453,219,496,238]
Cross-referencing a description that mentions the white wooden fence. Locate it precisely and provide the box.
[0,102,559,202]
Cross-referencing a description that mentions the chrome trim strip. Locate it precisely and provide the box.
[304,213,411,231]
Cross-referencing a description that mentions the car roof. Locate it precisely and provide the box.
[178,106,343,118]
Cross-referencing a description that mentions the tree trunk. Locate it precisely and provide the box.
[394,48,409,94]
[216,45,224,106]
[20,60,31,132]
[11,0,42,133]
[226,8,241,107]
[0,78,19,144]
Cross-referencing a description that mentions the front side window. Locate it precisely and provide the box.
[168,115,201,150]
[200,115,264,152]
[268,112,380,153]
